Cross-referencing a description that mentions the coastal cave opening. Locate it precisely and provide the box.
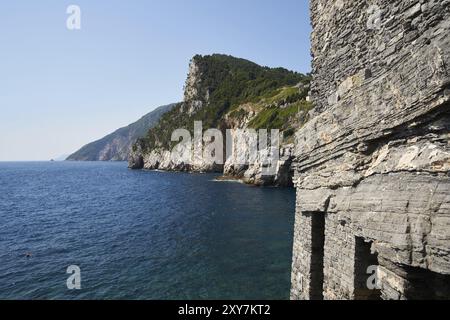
[354,237,381,300]
[402,266,450,300]
[310,212,325,300]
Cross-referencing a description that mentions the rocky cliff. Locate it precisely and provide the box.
[67,104,176,161]
[291,0,450,300]
[129,54,312,186]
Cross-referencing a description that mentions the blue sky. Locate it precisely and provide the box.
[0,0,311,161]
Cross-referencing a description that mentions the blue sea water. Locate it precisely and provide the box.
[0,162,295,300]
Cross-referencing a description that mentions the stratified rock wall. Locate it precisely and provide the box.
[291,0,450,300]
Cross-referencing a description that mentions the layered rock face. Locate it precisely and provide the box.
[223,136,295,187]
[291,0,450,300]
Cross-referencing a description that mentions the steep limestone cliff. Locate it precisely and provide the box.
[129,54,312,186]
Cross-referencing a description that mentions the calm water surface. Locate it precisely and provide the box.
[0,162,295,299]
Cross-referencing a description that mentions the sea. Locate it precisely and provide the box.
[0,161,295,299]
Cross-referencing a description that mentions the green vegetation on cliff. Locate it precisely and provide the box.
[135,54,311,152]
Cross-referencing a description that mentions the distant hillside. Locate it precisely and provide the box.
[67,103,177,161]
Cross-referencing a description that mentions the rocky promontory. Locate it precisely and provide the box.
[129,54,312,186]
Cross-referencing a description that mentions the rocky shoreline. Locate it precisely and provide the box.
[128,143,296,187]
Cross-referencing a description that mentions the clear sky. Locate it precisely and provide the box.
[0,0,311,161]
